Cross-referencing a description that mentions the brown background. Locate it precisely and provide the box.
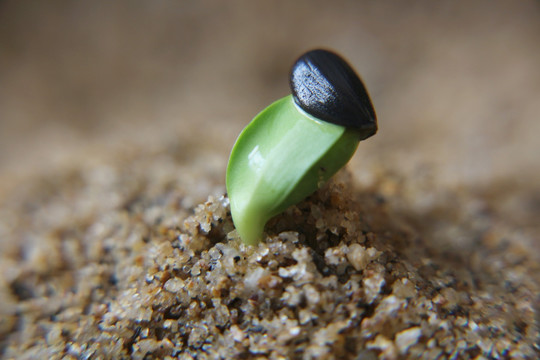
[1,0,539,192]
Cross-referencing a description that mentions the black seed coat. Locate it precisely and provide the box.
[290,49,377,140]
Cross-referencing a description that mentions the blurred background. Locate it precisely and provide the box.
[1,0,539,191]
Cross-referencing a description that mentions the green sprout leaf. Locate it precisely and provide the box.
[227,95,360,245]
[226,49,377,245]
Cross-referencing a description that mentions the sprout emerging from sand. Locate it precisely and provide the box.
[226,49,377,245]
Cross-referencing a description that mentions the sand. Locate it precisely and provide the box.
[1,150,538,359]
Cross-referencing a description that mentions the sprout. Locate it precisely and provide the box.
[226,49,377,245]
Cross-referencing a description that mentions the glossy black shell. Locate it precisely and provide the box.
[289,49,377,140]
